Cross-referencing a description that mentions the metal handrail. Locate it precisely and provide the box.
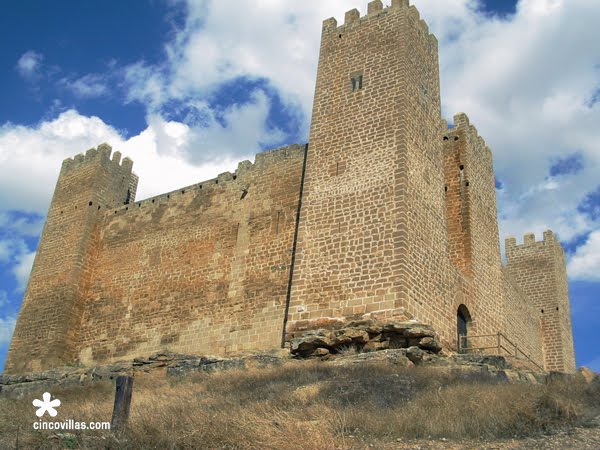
[458,332,545,372]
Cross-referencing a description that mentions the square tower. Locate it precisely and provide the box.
[505,231,576,372]
[288,1,458,343]
[4,145,138,373]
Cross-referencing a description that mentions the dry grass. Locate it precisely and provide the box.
[1,361,598,449]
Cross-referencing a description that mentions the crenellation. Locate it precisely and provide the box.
[408,5,420,21]
[5,1,575,375]
[85,147,98,160]
[417,19,429,35]
[453,112,470,128]
[391,0,410,8]
[428,32,438,48]
[344,8,360,25]
[367,0,383,15]
[543,229,555,242]
[322,17,338,31]
[97,143,112,158]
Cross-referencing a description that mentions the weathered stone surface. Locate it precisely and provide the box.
[382,322,436,339]
[290,320,442,359]
[417,337,442,353]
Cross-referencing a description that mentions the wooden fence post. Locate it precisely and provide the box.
[111,375,134,434]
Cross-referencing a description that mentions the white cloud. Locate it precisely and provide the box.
[0,315,16,346]
[0,212,44,237]
[424,0,600,255]
[124,1,367,133]
[0,110,122,212]
[0,97,284,212]
[60,74,108,99]
[0,239,27,265]
[568,231,600,281]
[13,251,36,292]
[16,50,43,79]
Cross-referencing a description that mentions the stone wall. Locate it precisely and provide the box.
[502,269,544,366]
[75,144,305,366]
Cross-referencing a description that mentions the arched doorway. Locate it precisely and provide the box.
[457,304,471,353]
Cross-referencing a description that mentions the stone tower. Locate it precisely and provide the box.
[287,0,459,343]
[4,145,138,373]
[442,114,505,341]
[505,231,576,372]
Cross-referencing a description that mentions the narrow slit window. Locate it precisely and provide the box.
[351,74,363,92]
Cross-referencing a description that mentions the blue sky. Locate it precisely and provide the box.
[1,0,599,373]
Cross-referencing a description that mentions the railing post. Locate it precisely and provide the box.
[497,332,501,355]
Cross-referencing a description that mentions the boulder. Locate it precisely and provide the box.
[290,330,334,357]
[406,346,425,364]
[382,321,436,338]
[417,336,442,353]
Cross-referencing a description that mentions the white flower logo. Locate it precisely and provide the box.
[32,392,61,417]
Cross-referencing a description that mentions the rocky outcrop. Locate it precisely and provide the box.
[0,351,286,398]
[290,319,442,358]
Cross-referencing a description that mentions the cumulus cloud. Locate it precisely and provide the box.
[0,110,123,212]
[123,1,367,133]
[16,50,44,79]
[0,104,277,212]
[568,231,600,281]
[0,239,27,265]
[0,316,16,345]
[423,0,600,249]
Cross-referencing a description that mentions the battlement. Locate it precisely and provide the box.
[61,143,133,175]
[96,143,306,218]
[323,0,433,42]
[444,113,492,159]
[505,230,557,250]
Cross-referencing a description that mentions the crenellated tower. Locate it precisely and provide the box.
[505,231,576,372]
[287,0,458,342]
[442,113,505,339]
[5,144,138,373]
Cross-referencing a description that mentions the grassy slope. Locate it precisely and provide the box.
[1,361,599,449]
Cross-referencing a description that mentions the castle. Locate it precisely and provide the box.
[5,0,575,374]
